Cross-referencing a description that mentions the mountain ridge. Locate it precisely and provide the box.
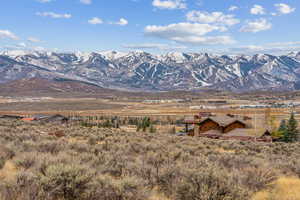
[1,50,300,92]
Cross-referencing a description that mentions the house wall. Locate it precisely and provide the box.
[198,120,221,135]
[223,122,246,133]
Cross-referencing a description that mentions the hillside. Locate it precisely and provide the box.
[1,51,300,92]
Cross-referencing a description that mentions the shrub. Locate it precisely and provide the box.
[1,120,300,200]
[174,168,247,200]
[0,146,15,160]
[14,153,38,170]
[39,163,94,200]
[0,171,42,200]
[88,136,98,145]
[238,167,277,192]
[37,141,65,154]
[89,176,148,200]
[157,167,181,196]
[0,158,5,170]
[0,146,15,170]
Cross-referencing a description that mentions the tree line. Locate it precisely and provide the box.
[273,113,299,143]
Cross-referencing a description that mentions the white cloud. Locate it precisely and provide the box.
[33,46,47,51]
[0,30,19,40]
[36,12,72,19]
[17,42,27,48]
[1,44,56,53]
[228,6,239,12]
[186,11,240,26]
[80,0,92,5]
[268,41,300,46]
[145,23,221,37]
[152,0,186,10]
[229,43,300,55]
[36,0,53,3]
[271,13,278,16]
[250,5,265,15]
[122,43,187,50]
[240,18,272,33]
[275,3,295,15]
[144,22,235,45]
[171,35,235,45]
[88,17,103,25]
[114,18,128,26]
[28,37,41,43]
[230,45,264,53]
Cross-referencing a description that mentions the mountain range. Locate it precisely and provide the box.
[1,50,300,92]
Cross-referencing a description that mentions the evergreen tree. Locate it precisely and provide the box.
[142,117,151,128]
[103,119,112,128]
[283,113,299,142]
[274,119,287,138]
[278,119,287,132]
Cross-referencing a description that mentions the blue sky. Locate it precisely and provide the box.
[0,0,299,54]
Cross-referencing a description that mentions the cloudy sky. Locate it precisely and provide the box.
[0,0,299,54]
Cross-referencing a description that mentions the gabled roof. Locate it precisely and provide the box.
[262,130,272,137]
[32,114,50,119]
[198,116,247,127]
[38,114,68,122]
[0,115,23,119]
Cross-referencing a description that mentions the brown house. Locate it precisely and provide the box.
[222,120,247,133]
[183,114,272,142]
[198,118,222,134]
[184,115,248,136]
[220,129,273,142]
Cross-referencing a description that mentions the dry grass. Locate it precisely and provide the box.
[0,119,299,200]
[0,161,18,182]
[252,177,300,200]
[149,188,171,200]
[215,148,236,154]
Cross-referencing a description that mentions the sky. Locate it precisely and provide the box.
[0,0,299,54]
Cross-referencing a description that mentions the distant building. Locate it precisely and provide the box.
[143,99,186,104]
[26,114,69,124]
[38,114,69,124]
[0,115,23,120]
[183,114,272,142]
[185,115,247,136]
[22,117,35,122]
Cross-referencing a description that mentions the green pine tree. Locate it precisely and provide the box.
[274,119,287,138]
[278,119,287,132]
[283,113,299,142]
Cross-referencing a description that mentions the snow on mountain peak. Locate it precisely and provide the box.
[74,51,91,62]
[99,51,127,60]
[1,50,30,58]
[1,50,300,92]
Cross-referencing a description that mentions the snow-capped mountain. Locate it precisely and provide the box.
[1,50,300,92]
